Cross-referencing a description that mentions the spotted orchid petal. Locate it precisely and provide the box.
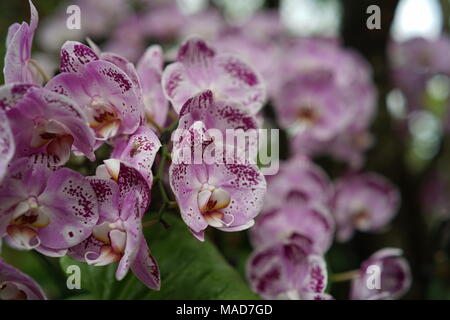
[100,51,143,103]
[68,167,159,290]
[36,168,99,249]
[170,127,266,239]
[68,234,105,263]
[169,163,208,238]
[116,192,142,281]
[114,161,151,213]
[59,41,99,74]
[162,62,199,114]
[131,237,161,290]
[162,37,266,114]
[87,177,120,222]
[0,156,97,254]
[111,125,161,187]
[302,255,328,294]
[179,90,258,133]
[213,54,266,114]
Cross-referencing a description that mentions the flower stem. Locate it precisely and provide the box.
[330,270,359,282]
[28,59,51,83]
[146,114,163,134]
[146,143,176,228]
[142,219,159,228]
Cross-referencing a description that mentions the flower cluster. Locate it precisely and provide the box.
[0,0,413,301]
[0,1,270,299]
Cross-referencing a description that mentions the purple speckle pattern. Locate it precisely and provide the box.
[219,57,259,86]
[60,176,97,222]
[99,66,132,93]
[117,163,150,212]
[165,69,184,99]
[60,42,99,73]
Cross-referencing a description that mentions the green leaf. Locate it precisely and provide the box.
[60,214,259,300]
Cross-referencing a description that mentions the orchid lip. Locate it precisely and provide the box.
[30,119,69,149]
[197,185,233,228]
[198,186,231,214]
[92,219,127,256]
[104,159,121,181]
[88,97,121,139]
[85,246,121,266]
[0,282,27,300]
[203,211,234,228]
[11,198,50,228]
[92,222,113,244]
[352,208,371,230]
[7,225,41,250]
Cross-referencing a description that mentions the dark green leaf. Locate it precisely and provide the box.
[60,215,259,300]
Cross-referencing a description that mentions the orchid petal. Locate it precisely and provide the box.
[0,110,15,182]
[37,168,98,249]
[60,41,99,74]
[130,237,160,290]
[111,126,161,187]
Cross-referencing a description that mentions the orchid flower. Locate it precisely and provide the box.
[0,155,99,257]
[351,248,411,300]
[331,173,400,242]
[162,37,266,114]
[69,160,160,290]
[247,233,330,300]
[170,121,266,241]
[262,155,332,214]
[250,203,334,254]
[0,83,96,165]
[46,42,143,143]
[276,39,376,167]
[275,71,352,145]
[0,258,46,300]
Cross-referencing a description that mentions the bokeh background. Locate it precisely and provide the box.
[2,0,450,300]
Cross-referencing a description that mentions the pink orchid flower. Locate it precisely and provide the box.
[162,37,266,114]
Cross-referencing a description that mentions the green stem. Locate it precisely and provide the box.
[28,59,51,83]
[330,270,359,283]
[146,114,163,134]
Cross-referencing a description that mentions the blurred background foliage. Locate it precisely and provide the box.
[2,0,450,300]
